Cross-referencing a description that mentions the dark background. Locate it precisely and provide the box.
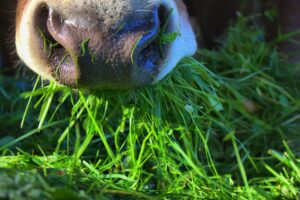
[0,0,17,74]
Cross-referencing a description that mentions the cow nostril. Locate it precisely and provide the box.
[36,5,56,46]
[158,4,170,26]
[35,4,68,60]
[35,4,76,85]
[135,5,172,73]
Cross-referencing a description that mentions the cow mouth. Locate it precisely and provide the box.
[34,4,173,89]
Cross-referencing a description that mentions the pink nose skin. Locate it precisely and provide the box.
[36,4,170,89]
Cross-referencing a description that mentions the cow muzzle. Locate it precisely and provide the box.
[16,0,197,89]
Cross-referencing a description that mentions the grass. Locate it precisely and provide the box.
[1,16,300,199]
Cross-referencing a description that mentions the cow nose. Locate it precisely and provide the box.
[35,4,171,89]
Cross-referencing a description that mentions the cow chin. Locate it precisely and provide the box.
[15,0,197,89]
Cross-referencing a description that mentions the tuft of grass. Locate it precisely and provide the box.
[0,15,300,199]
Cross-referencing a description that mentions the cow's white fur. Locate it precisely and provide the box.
[16,0,54,80]
[155,0,197,81]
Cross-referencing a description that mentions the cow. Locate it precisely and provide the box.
[15,0,198,89]
[1,1,300,89]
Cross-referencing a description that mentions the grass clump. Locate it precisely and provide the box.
[0,16,300,199]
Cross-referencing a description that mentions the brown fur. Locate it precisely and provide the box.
[185,0,238,48]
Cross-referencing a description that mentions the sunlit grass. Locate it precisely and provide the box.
[0,16,300,199]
